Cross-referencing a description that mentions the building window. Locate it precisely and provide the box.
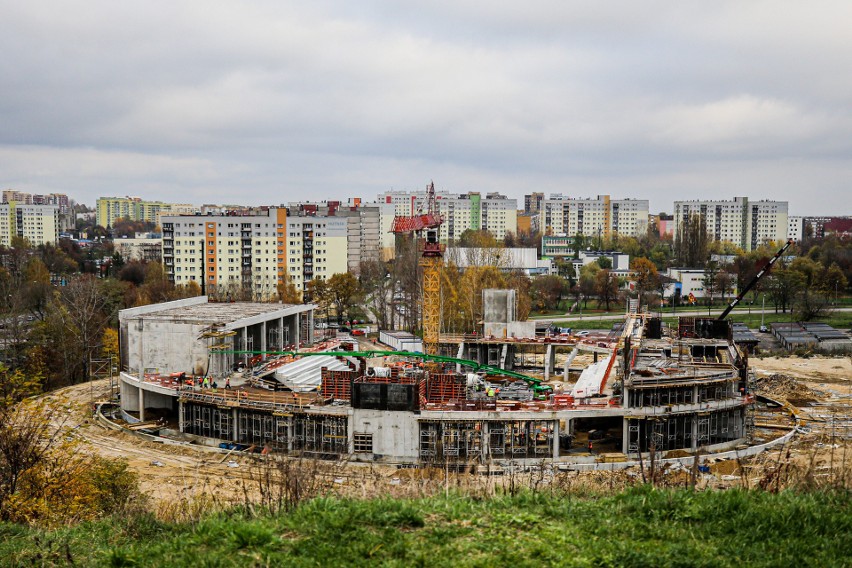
[354,433,373,453]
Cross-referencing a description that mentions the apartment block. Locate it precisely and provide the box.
[0,203,61,247]
[161,208,288,301]
[673,197,788,251]
[377,190,518,242]
[524,192,544,214]
[787,216,805,242]
[541,195,649,239]
[113,233,163,262]
[284,214,348,295]
[286,201,396,272]
[97,197,195,229]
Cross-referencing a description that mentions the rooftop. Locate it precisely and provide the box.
[119,296,314,326]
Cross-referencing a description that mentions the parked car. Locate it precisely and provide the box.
[352,329,365,336]
[576,330,591,337]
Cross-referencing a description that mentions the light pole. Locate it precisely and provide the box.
[761,294,765,330]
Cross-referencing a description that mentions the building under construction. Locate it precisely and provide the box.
[117,298,754,466]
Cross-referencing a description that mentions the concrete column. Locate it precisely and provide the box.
[500,344,508,370]
[261,321,267,357]
[279,317,285,350]
[138,387,145,422]
[295,313,301,348]
[178,400,185,432]
[691,414,698,450]
[552,420,560,459]
[232,408,239,443]
[481,421,489,462]
[544,344,554,380]
[622,418,630,454]
[456,342,465,373]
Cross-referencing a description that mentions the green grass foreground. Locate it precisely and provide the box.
[1,487,850,567]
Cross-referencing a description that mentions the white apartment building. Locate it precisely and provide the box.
[787,216,805,242]
[113,233,163,262]
[377,190,518,242]
[285,214,349,295]
[286,201,396,272]
[0,203,60,247]
[541,195,649,239]
[673,197,788,251]
[161,208,288,301]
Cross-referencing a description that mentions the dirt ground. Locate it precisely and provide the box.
[33,355,852,513]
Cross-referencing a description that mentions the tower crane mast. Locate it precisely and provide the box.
[390,181,444,355]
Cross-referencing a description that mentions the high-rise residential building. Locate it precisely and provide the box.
[673,197,788,251]
[284,213,348,296]
[2,190,33,204]
[97,197,195,229]
[524,192,544,214]
[541,195,649,239]
[285,201,396,272]
[787,216,805,242]
[161,208,289,301]
[0,203,60,246]
[161,206,357,301]
[32,193,71,214]
[377,190,518,242]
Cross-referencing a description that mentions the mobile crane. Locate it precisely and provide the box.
[717,239,794,321]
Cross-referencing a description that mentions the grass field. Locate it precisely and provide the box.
[2,488,850,567]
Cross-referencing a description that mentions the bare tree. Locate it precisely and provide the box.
[56,275,109,383]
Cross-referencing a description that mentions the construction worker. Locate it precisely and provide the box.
[487,387,495,398]
[588,441,594,455]
[225,377,231,389]
[203,377,210,389]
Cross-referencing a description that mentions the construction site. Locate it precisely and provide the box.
[103,184,823,473]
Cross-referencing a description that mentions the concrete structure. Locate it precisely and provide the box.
[378,190,518,242]
[0,203,60,246]
[674,197,788,251]
[118,296,316,379]
[445,247,553,276]
[541,195,649,239]
[116,314,755,465]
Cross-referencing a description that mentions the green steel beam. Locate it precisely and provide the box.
[220,349,552,392]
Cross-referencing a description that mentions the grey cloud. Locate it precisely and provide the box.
[1,1,850,215]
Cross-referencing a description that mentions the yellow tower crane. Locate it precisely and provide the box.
[390,181,444,355]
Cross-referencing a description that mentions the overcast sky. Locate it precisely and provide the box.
[2,1,851,215]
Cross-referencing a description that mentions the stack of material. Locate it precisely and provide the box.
[752,373,816,399]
